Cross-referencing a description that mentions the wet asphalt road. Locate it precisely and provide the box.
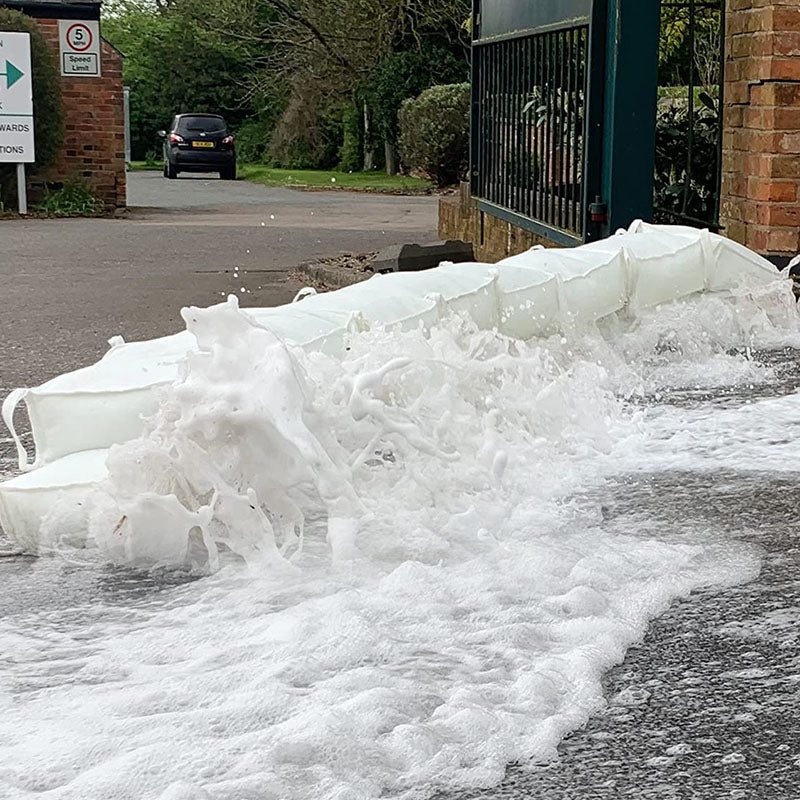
[1,177,799,798]
[452,470,800,800]
[0,171,438,388]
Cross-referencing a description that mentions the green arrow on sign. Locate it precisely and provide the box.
[0,60,24,89]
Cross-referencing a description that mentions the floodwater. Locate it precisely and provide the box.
[1,285,799,800]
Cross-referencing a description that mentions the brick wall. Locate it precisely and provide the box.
[30,18,126,208]
[720,0,800,262]
[439,184,559,263]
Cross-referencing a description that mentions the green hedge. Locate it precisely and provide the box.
[398,83,469,187]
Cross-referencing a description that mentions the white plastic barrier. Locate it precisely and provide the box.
[498,248,629,325]
[627,220,780,292]
[0,224,781,549]
[2,332,194,469]
[0,450,109,552]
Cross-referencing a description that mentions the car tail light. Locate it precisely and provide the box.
[169,133,185,144]
[222,135,234,145]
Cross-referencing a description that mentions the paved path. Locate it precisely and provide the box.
[0,171,438,388]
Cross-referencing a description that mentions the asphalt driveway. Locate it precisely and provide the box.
[0,171,438,388]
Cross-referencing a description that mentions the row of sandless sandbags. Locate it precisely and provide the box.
[0,222,780,549]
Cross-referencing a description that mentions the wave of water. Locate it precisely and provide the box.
[1,279,798,800]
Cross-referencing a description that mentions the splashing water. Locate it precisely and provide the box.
[1,278,798,800]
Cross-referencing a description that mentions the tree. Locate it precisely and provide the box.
[364,43,467,174]
[205,0,469,169]
[103,0,259,160]
[659,3,721,94]
[102,0,470,168]
[209,0,467,89]
[398,82,469,187]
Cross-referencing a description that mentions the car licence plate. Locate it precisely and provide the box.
[192,141,215,148]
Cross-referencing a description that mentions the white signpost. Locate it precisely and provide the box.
[59,19,101,77]
[0,32,34,213]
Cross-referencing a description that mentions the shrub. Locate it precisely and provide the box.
[364,45,469,155]
[39,179,103,217]
[235,118,274,164]
[653,94,719,225]
[0,9,64,204]
[398,83,469,187]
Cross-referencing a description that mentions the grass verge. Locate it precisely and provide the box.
[238,165,432,193]
[127,162,433,194]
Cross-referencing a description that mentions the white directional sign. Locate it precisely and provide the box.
[59,19,101,77]
[0,32,34,163]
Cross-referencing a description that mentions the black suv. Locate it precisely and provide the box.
[160,114,236,180]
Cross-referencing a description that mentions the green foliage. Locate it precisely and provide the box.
[364,44,468,150]
[398,82,469,187]
[127,161,161,171]
[269,42,467,173]
[269,91,348,170]
[659,3,721,91]
[102,0,469,170]
[0,8,64,203]
[653,98,720,225]
[235,116,278,164]
[338,105,361,172]
[103,0,262,160]
[38,179,103,216]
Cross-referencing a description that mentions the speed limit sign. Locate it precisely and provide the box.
[58,19,101,76]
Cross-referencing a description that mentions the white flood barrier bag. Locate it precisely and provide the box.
[2,331,195,469]
[0,449,109,553]
[498,248,628,325]
[0,224,781,550]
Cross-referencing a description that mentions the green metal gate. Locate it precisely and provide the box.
[470,0,663,244]
[470,0,604,245]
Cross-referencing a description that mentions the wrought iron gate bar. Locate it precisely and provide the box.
[471,21,590,244]
[653,0,725,229]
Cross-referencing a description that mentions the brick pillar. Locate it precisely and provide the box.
[30,18,127,209]
[720,0,800,264]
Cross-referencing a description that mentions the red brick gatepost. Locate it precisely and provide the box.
[35,19,126,208]
[1,0,126,209]
[720,0,800,265]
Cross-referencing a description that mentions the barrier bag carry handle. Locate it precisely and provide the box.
[2,388,32,471]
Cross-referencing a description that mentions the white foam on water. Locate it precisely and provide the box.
[1,278,798,800]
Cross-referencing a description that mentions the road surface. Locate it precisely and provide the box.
[0,171,438,388]
[1,174,797,800]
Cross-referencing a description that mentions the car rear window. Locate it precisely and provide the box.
[177,116,227,134]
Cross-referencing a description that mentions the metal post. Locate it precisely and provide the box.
[16,163,27,215]
[713,0,726,227]
[469,0,480,197]
[583,0,609,241]
[682,0,696,217]
[123,86,131,168]
[600,0,661,235]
